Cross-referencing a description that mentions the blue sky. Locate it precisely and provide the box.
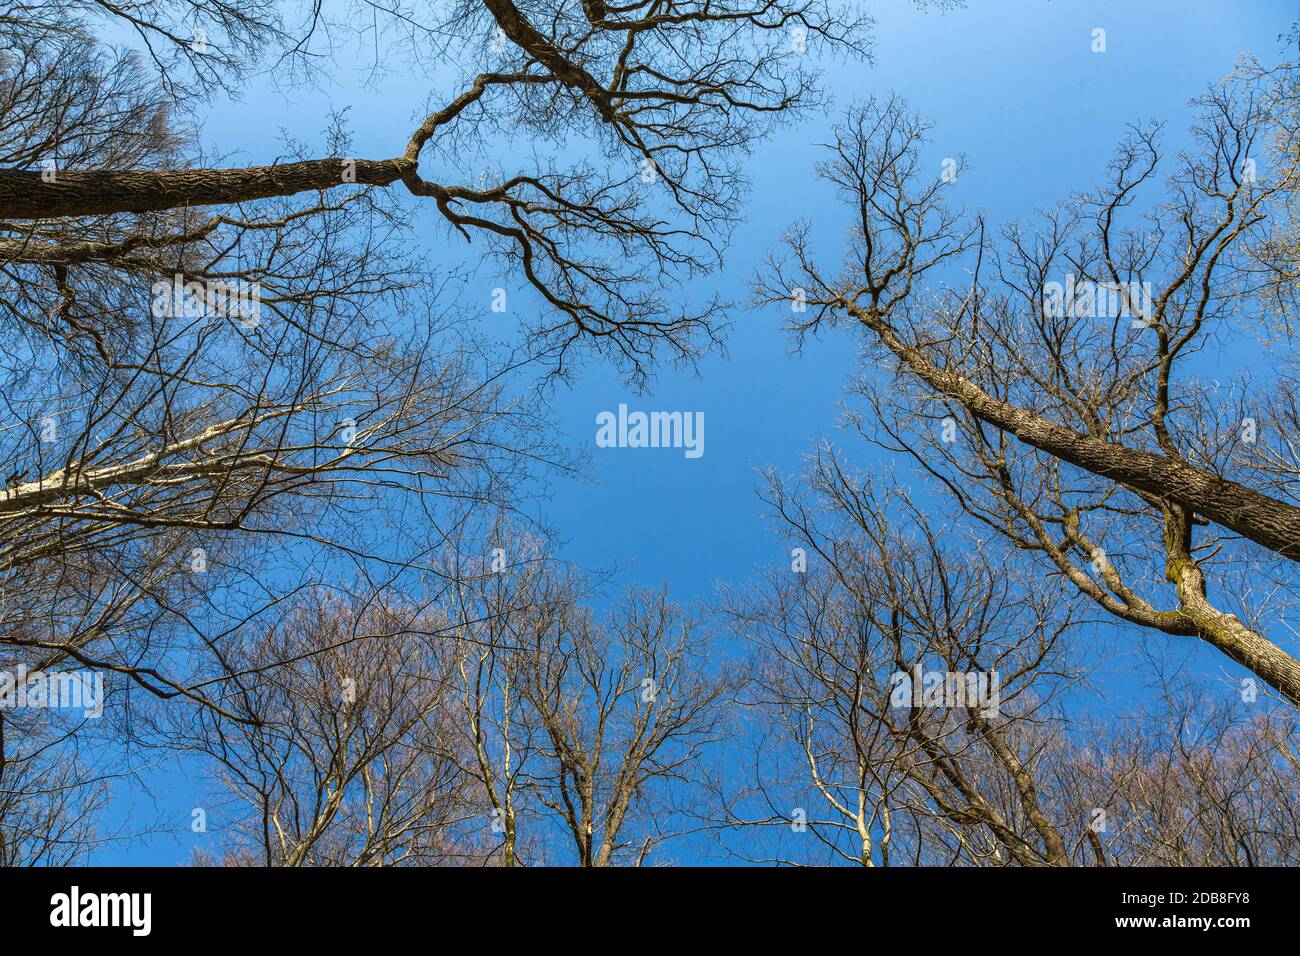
[542,0,1291,601]
[94,0,1295,864]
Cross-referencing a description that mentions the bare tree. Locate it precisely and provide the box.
[443,531,571,866]
[0,707,111,865]
[720,455,1080,866]
[175,591,488,866]
[1055,673,1300,867]
[758,80,1300,705]
[717,451,1299,866]
[515,585,728,866]
[3,0,873,380]
[439,530,727,866]
[0,0,869,852]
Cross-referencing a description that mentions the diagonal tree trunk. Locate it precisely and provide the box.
[841,297,1300,562]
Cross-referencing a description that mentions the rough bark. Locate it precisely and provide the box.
[0,158,413,220]
[843,298,1300,562]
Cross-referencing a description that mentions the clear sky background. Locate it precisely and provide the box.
[92,0,1296,864]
